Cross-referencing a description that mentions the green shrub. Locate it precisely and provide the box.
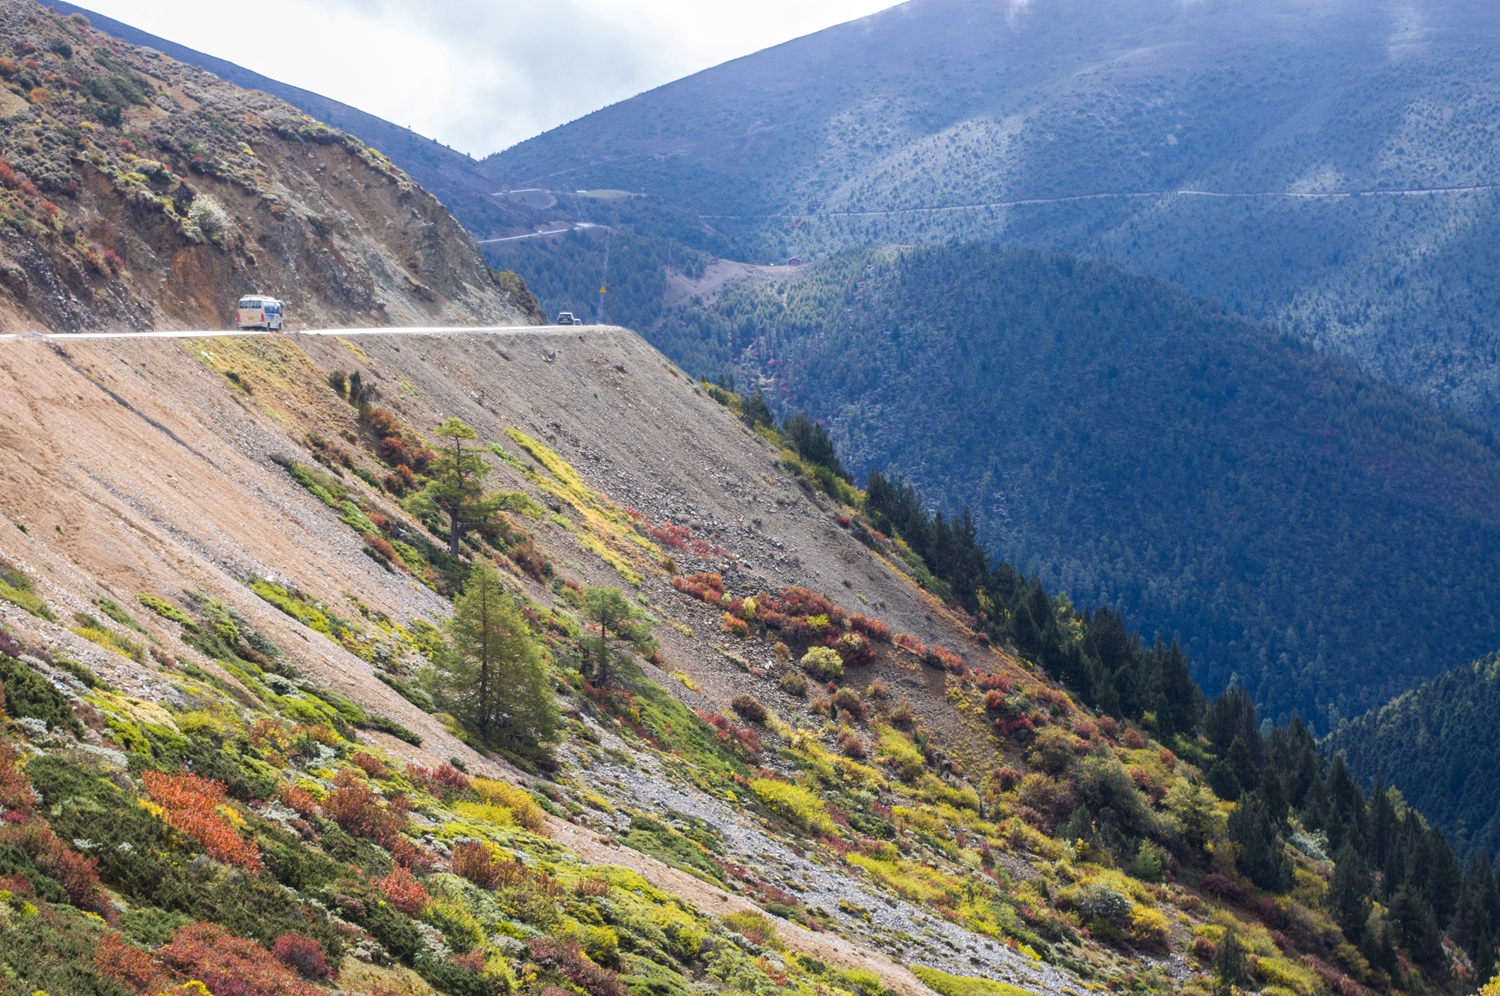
[94,598,147,633]
[0,559,54,620]
[800,646,843,681]
[137,592,194,627]
[0,654,82,734]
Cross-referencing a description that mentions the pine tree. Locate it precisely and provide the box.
[1229,790,1293,891]
[1214,927,1247,996]
[410,418,498,555]
[1330,842,1372,944]
[434,560,558,758]
[580,586,654,687]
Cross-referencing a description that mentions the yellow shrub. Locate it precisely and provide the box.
[874,725,926,781]
[452,800,518,829]
[472,778,547,833]
[750,778,834,835]
[1254,956,1320,996]
[1127,905,1171,951]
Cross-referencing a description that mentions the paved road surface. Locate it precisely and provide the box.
[0,325,604,342]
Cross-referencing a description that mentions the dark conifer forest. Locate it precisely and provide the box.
[675,244,1500,727]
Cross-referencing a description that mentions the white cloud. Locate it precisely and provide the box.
[76,0,899,156]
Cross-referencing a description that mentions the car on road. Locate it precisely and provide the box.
[556,312,578,325]
[237,296,284,330]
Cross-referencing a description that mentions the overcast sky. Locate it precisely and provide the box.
[77,0,897,157]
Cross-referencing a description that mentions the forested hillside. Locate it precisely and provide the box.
[667,244,1500,727]
[1330,654,1500,860]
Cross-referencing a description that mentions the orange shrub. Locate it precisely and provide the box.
[0,740,36,812]
[278,783,320,819]
[377,864,430,915]
[142,770,262,872]
[94,933,164,992]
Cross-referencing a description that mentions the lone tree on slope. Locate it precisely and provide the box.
[412,418,498,555]
[436,559,558,758]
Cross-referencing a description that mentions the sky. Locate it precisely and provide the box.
[77,0,898,158]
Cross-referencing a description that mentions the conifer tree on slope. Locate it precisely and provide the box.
[412,418,499,555]
[438,560,558,758]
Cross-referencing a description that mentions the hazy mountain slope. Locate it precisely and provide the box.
[487,0,1500,429]
[0,2,534,332]
[1329,653,1500,859]
[662,244,1500,726]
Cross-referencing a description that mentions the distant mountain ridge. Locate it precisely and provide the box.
[487,0,1500,432]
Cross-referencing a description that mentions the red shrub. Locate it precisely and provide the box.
[1158,747,1177,770]
[448,949,487,973]
[450,840,528,888]
[574,876,611,897]
[0,815,110,915]
[997,715,1036,741]
[696,709,762,757]
[992,766,1022,791]
[350,752,389,778]
[323,772,412,856]
[722,613,749,638]
[1200,873,1243,902]
[528,937,626,996]
[849,615,891,642]
[983,689,1006,711]
[1122,728,1147,749]
[405,762,471,796]
[1192,936,1216,963]
[378,864,430,915]
[838,732,867,759]
[0,159,17,189]
[976,671,1013,692]
[156,922,322,996]
[928,645,966,675]
[650,523,692,550]
[271,933,331,981]
[1096,715,1120,739]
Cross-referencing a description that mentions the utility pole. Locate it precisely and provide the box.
[597,232,612,326]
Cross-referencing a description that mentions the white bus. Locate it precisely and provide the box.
[237,296,284,330]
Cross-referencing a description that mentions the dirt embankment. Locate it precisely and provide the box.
[0,2,536,334]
